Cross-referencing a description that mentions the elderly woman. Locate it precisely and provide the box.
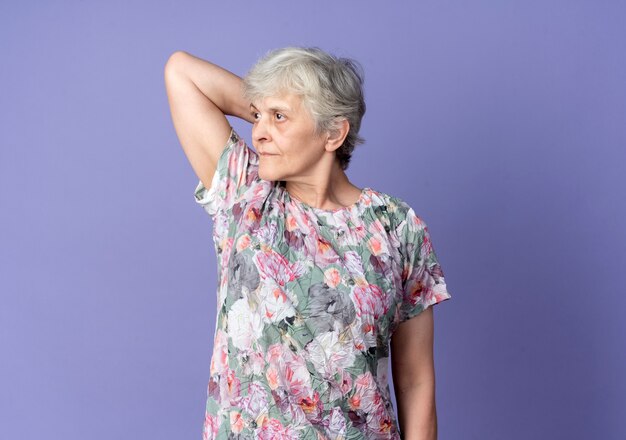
[164,47,452,440]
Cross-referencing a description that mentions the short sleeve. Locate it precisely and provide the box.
[193,128,262,217]
[398,209,452,323]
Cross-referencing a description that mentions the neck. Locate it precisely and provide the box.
[283,162,361,210]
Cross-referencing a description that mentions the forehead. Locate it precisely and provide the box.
[251,93,304,112]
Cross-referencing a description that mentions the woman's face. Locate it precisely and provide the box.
[250,93,329,183]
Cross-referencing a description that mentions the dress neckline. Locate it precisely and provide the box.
[283,185,370,215]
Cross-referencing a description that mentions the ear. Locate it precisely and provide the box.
[324,119,350,152]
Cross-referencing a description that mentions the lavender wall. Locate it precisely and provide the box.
[1,1,624,439]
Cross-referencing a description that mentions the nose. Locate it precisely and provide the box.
[252,115,271,146]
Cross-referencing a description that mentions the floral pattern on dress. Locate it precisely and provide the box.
[193,128,452,439]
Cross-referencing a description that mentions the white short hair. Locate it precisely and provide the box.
[243,47,366,170]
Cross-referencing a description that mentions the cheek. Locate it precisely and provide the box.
[269,131,324,175]
[285,147,316,172]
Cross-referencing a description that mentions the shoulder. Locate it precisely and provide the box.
[365,188,426,235]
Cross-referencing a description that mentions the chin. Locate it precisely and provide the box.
[258,167,282,182]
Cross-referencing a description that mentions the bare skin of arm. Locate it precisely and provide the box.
[390,307,438,440]
[164,51,254,188]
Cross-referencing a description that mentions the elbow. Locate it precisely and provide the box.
[164,51,190,76]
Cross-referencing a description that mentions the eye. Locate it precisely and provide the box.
[275,113,285,121]
[252,111,260,120]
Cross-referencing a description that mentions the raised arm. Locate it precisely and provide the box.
[164,51,253,189]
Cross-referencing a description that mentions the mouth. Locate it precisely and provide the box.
[260,152,278,156]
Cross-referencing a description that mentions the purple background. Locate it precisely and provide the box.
[1,1,624,439]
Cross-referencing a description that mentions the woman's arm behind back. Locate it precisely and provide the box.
[164,51,253,189]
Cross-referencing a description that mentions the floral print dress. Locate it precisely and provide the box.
[193,128,452,439]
